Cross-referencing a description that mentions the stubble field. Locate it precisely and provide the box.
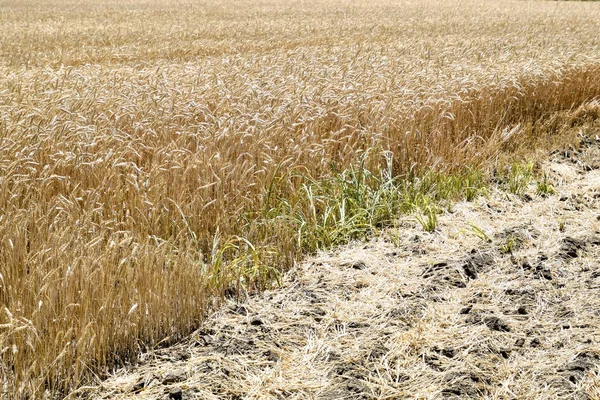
[1,0,600,398]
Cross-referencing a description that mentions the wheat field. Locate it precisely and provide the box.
[1,0,600,398]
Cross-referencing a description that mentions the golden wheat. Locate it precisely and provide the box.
[1,0,600,397]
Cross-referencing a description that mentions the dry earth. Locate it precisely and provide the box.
[91,131,600,399]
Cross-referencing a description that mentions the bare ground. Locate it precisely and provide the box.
[91,131,600,400]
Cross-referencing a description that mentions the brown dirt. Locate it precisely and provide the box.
[90,131,600,399]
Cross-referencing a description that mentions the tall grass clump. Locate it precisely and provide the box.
[1,0,600,397]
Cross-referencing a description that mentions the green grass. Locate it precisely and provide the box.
[503,161,535,195]
[246,156,490,264]
[463,223,493,243]
[536,174,557,197]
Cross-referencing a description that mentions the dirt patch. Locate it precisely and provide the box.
[91,131,600,399]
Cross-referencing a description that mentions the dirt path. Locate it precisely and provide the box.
[92,132,600,400]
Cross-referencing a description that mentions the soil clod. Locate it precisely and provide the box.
[459,305,473,314]
[558,352,600,383]
[342,260,367,270]
[560,237,586,259]
[462,263,478,280]
[264,349,280,362]
[131,377,148,393]
[535,265,553,280]
[484,316,511,332]
[167,387,183,400]
[441,371,485,398]
[162,371,186,385]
